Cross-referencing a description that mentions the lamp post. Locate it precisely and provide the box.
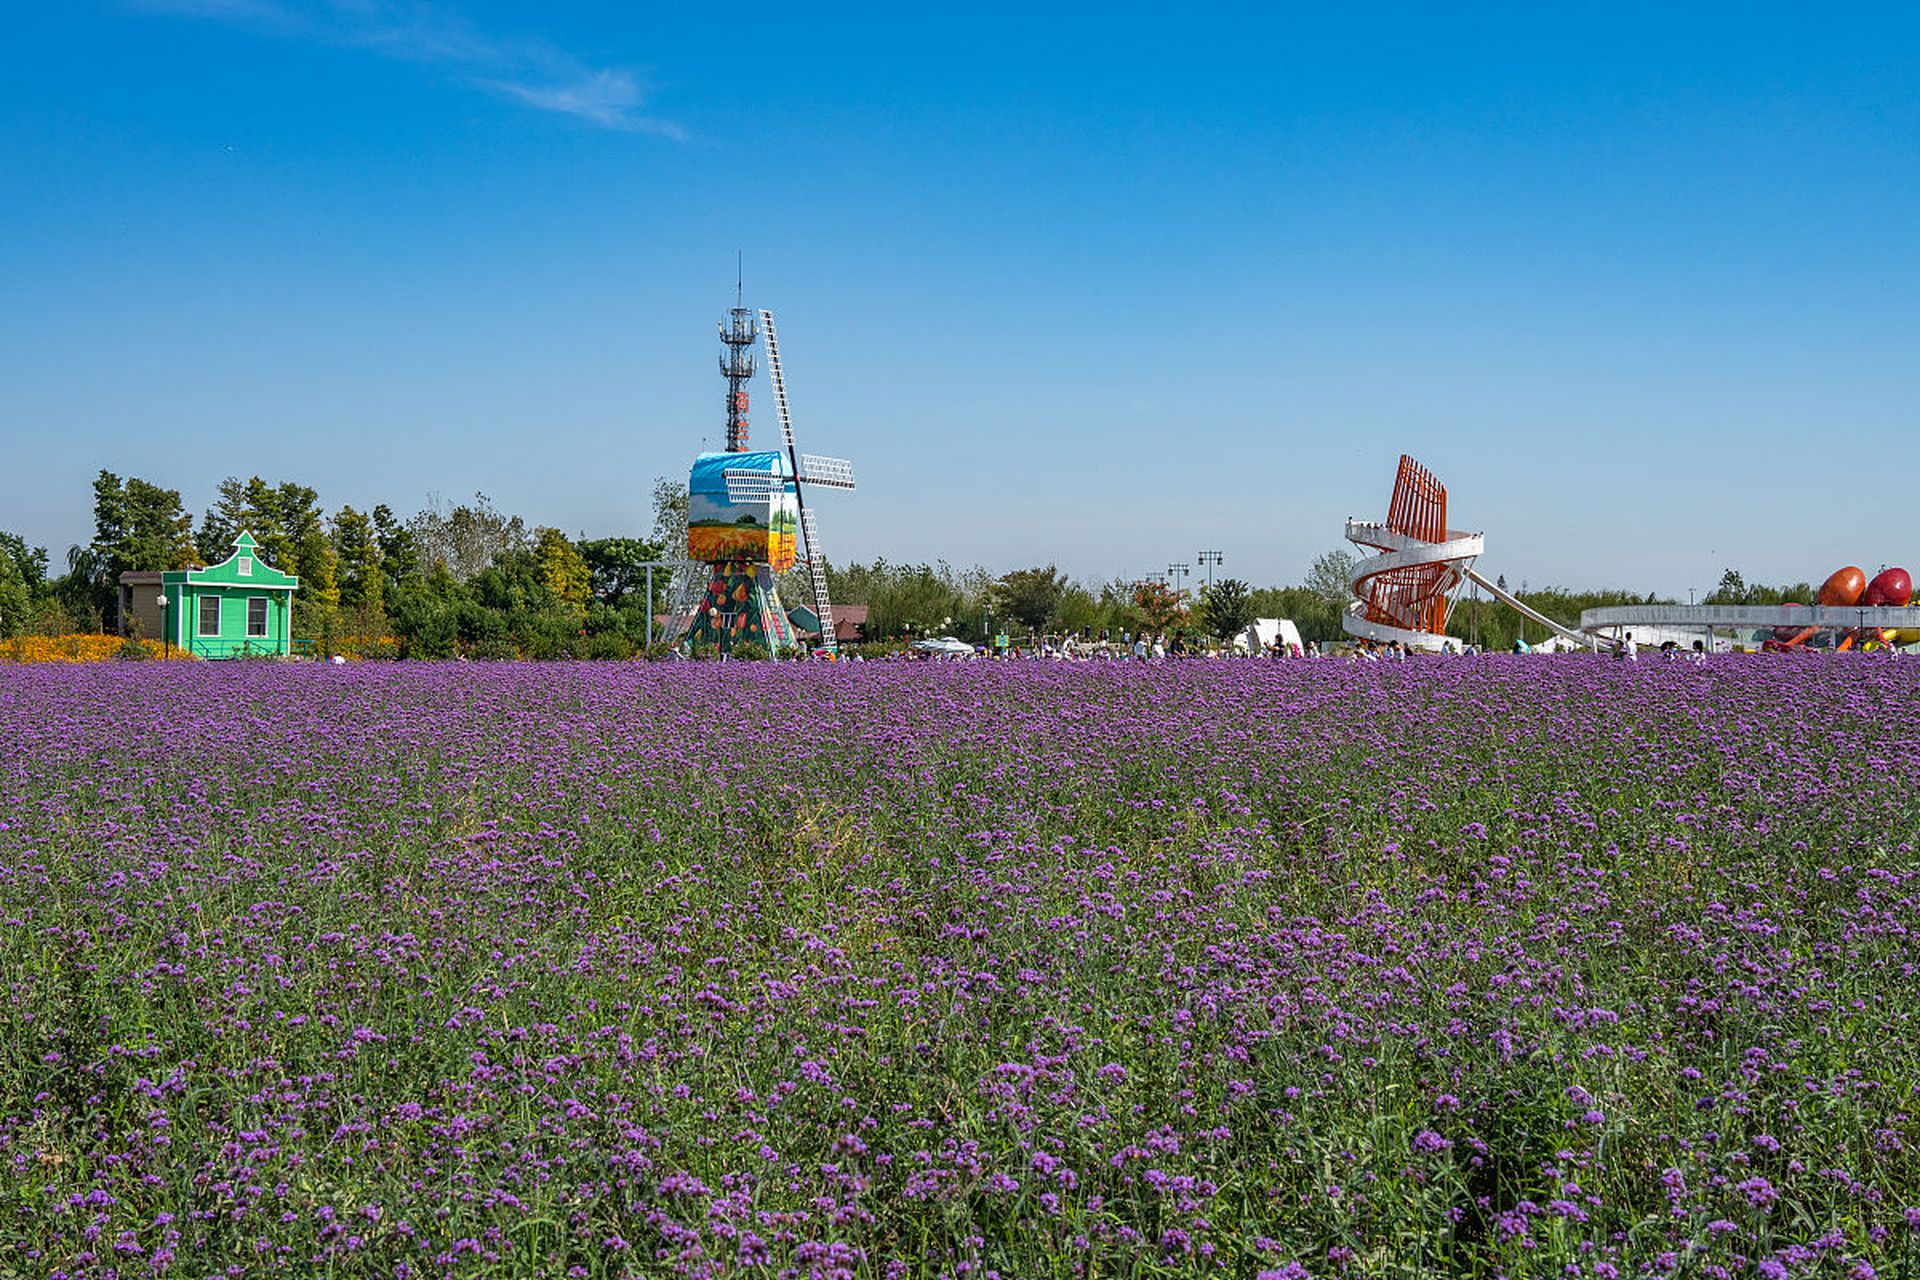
[156,593,170,660]
[1167,563,1189,597]
[1197,550,1223,588]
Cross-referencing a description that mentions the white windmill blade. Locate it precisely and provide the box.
[757,309,798,451]
[797,454,856,490]
[799,508,837,654]
[722,469,780,503]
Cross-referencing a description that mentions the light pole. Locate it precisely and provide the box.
[1197,550,1223,588]
[1167,563,1189,596]
[156,593,170,660]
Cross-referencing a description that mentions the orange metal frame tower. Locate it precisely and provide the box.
[1358,455,1453,636]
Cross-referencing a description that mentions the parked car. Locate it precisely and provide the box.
[909,636,977,657]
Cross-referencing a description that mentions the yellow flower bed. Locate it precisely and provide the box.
[0,635,196,663]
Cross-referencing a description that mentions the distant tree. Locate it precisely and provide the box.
[0,533,49,593]
[1056,582,1102,637]
[468,549,555,616]
[199,476,279,565]
[1708,568,1748,605]
[93,471,199,572]
[995,565,1067,631]
[386,581,460,658]
[408,493,529,581]
[1097,577,1143,637]
[371,504,419,585]
[56,545,105,632]
[1197,578,1257,641]
[88,471,199,626]
[274,484,339,610]
[197,475,328,593]
[1132,580,1188,633]
[578,536,664,607]
[197,476,251,563]
[651,476,688,557]
[533,528,592,611]
[870,563,964,638]
[332,505,385,612]
[1306,548,1358,606]
[0,549,28,638]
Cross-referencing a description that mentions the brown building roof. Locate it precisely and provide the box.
[831,604,869,643]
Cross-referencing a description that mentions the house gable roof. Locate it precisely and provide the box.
[186,531,298,590]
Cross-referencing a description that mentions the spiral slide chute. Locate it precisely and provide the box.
[1461,567,1601,649]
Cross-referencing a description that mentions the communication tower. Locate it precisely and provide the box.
[719,299,757,452]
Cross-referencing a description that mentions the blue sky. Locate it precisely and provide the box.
[3,2,1916,595]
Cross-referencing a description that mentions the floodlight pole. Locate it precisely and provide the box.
[1168,563,1190,596]
[1198,550,1223,588]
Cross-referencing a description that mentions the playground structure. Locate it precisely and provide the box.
[1760,566,1916,651]
[672,302,856,655]
[1343,455,1598,651]
[1344,455,1920,652]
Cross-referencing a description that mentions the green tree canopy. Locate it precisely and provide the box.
[371,504,420,585]
[995,565,1067,631]
[89,471,198,625]
[0,548,28,638]
[332,505,385,612]
[93,471,198,576]
[0,533,49,592]
[578,537,665,607]
[1306,548,1358,606]
[1197,577,1258,641]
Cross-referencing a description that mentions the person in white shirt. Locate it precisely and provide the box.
[1623,632,1639,662]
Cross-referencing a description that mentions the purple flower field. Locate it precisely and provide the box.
[3,658,1918,1279]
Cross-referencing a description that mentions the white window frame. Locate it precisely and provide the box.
[246,596,269,638]
[197,594,221,637]
[238,556,252,576]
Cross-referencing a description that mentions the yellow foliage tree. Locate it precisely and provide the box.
[534,528,591,612]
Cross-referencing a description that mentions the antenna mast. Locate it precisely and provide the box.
[719,272,757,452]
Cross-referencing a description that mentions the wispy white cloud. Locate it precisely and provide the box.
[130,0,680,136]
[490,70,681,138]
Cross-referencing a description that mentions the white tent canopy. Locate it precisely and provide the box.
[1236,618,1304,654]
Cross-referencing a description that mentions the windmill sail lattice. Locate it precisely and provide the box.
[759,308,854,655]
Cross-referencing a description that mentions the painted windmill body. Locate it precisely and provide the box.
[679,305,854,654]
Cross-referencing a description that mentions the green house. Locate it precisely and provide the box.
[119,532,299,658]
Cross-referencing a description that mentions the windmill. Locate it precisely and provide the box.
[674,304,855,655]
